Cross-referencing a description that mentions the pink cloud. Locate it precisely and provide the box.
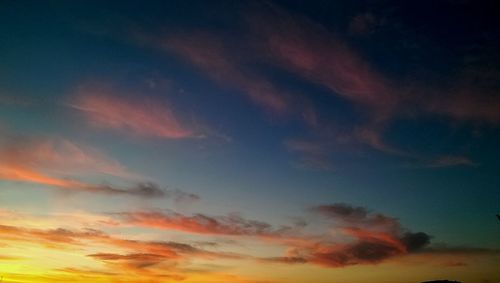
[4,137,134,178]
[248,3,395,118]
[71,84,196,139]
[163,33,291,114]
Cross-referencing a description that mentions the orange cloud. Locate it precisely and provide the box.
[0,138,118,193]
[0,219,251,283]
[0,135,196,198]
[0,222,237,263]
[1,205,497,282]
[341,227,407,253]
[0,136,135,178]
[257,203,432,267]
[0,164,85,189]
[71,84,196,139]
[0,162,166,197]
[115,210,303,241]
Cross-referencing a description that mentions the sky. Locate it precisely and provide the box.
[0,1,499,282]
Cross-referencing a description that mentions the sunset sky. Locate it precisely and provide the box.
[1,1,499,282]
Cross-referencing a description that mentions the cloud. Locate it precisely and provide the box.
[0,136,135,178]
[248,2,500,126]
[400,232,432,252]
[243,3,427,158]
[1,203,496,275]
[0,208,120,230]
[82,182,199,200]
[0,224,104,245]
[0,134,199,199]
[426,155,478,168]
[88,253,169,269]
[307,227,430,267]
[311,203,371,222]
[244,2,500,161]
[259,256,308,264]
[118,2,500,166]
[309,241,402,267]
[247,2,395,119]
[163,188,201,204]
[131,3,408,159]
[418,70,500,124]
[88,182,166,198]
[0,222,235,264]
[0,158,165,198]
[112,205,435,268]
[295,203,432,267]
[161,32,292,114]
[0,163,191,198]
[71,83,197,139]
[353,125,409,156]
[115,210,294,238]
[310,203,402,231]
[260,234,415,267]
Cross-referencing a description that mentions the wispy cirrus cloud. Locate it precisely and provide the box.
[0,208,119,230]
[245,3,415,159]
[244,3,500,164]
[0,136,135,178]
[249,2,500,127]
[0,135,198,199]
[248,3,395,120]
[70,83,198,139]
[72,2,500,170]
[0,163,187,198]
[161,32,292,115]
[129,3,404,163]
